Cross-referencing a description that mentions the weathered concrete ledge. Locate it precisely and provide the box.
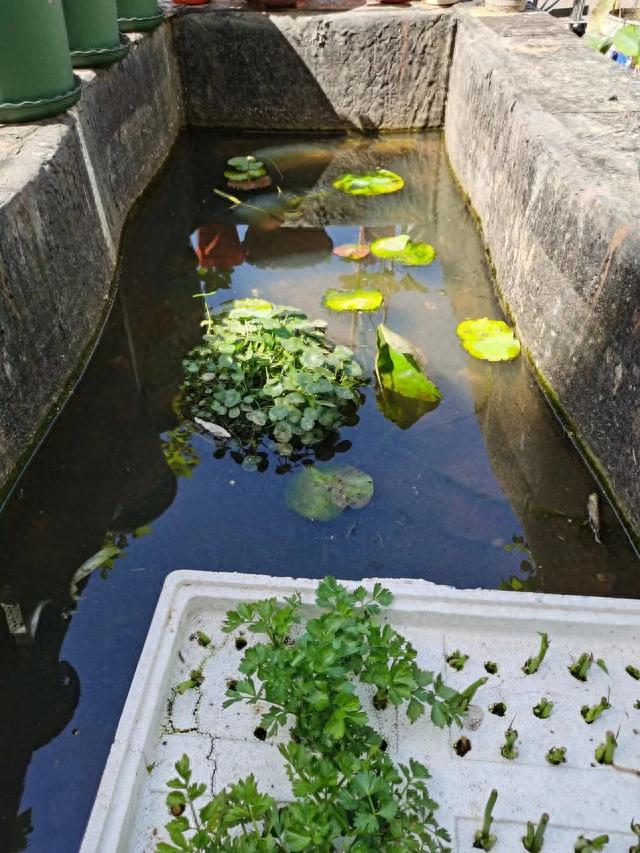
[0,27,182,497]
[446,9,640,536]
[172,6,454,130]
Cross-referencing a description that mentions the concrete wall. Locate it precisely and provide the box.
[446,10,640,537]
[172,8,453,131]
[0,28,182,498]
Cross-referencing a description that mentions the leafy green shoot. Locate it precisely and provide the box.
[545,746,566,766]
[484,661,498,675]
[522,632,549,675]
[626,664,640,681]
[473,788,498,851]
[580,693,611,724]
[533,697,554,719]
[595,730,618,765]
[574,833,609,852]
[446,650,469,672]
[522,813,549,853]
[500,721,519,760]
[569,652,593,682]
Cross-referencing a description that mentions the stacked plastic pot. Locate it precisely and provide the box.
[0,0,163,124]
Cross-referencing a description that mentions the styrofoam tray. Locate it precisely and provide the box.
[81,572,640,852]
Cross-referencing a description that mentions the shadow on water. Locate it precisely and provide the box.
[0,130,637,851]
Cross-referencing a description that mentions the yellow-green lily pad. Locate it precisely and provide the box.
[375,324,442,429]
[323,288,383,312]
[371,234,437,266]
[333,170,404,196]
[456,318,521,362]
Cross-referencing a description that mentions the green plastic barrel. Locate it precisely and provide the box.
[117,0,164,32]
[62,0,130,68]
[0,0,81,123]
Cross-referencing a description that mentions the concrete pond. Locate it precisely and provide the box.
[0,2,639,851]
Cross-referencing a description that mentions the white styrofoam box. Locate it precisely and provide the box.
[80,572,640,853]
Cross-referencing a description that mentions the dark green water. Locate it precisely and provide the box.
[0,130,636,851]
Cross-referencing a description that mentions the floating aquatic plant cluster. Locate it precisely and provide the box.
[180,298,364,468]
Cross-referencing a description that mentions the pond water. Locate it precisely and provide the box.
[0,130,637,851]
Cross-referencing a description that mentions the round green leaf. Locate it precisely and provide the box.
[322,288,384,312]
[286,465,374,521]
[370,235,437,266]
[456,318,521,362]
[370,234,410,258]
[332,169,404,196]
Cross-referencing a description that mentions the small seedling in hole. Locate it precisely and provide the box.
[574,834,609,852]
[594,729,618,765]
[501,719,519,760]
[455,677,489,712]
[569,652,594,682]
[253,726,267,741]
[522,813,549,852]
[484,661,499,675]
[626,664,640,681]
[454,736,472,757]
[581,693,611,724]
[634,700,640,711]
[195,630,211,648]
[522,632,549,675]
[226,678,237,691]
[545,746,566,765]
[235,635,247,650]
[446,649,469,671]
[473,788,498,850]
[176,668,204,694]
[489,701,507,717]
[165,754,207,821]
[533,697,554,719]
[630,819,640,852]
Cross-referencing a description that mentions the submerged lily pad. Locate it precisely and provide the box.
[286,465,374,521]
[375,324,442,429]
[456,318,521,362]
[333,243,371,261]
[333,170,404,196]
[323,288,383,312]
[371,235,437,266]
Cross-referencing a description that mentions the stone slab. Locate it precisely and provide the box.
[81,571,640,852]
[0,26,182,499]
[172,6,454,130]
[445,9,640,537]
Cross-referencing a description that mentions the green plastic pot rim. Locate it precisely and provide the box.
[117,9,165,31]
[0,76,82,123]
[70,35,130,68]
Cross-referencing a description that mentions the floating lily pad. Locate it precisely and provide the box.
[375,324,442,429]
[332,243,371,261]
[286,465,374,521]
[371,235,436,266]
[322,288,383,312]
[370,234,410,258]
[456,318,521,362]
[333,169,404,196]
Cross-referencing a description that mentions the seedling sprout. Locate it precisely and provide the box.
[446,649,469,671]
[574,834,609,852]
[501,719,519,760]
[533,697,554,719]
[569,652,594,682]
[473,788,498,850]
[522,632,549,675]
[581,693,611,724]
[594,729,618,765]
[545,746,566,765]
[522,812,549,852]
